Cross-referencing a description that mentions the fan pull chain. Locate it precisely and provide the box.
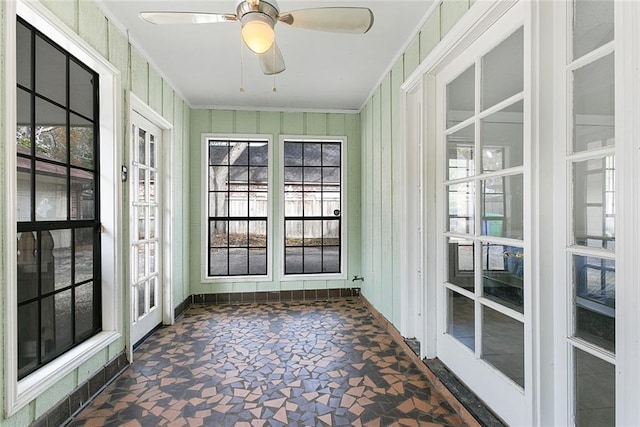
[272,46,277,93]
[239,34,245,93]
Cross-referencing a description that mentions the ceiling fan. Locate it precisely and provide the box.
[139,0,374,75]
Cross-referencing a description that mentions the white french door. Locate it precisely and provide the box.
[435,3,530,425]
[130,111,163,345]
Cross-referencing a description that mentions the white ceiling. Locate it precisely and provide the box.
[98,0,434,112]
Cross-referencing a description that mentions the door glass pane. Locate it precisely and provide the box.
[35,97,67,163]
[447,237,474,292]
[209,141,229,165]
[446,64,475,128]
[573,53,615,153]
[149,242,157,274]
[447,182,475,234]
[481,174,523,240]
[149,170,156,203]
[249,192,268,217]
[138,168,147,202]
[149,277,157,309]
[149,207,156,239]
[137,244,146,279]
[573,0,614,60]
[447,289,475,351]
[481,100,523,172]
[284,142,303,166]
[482,306,524,388]
[447,125,474,180]
[137,283,146,320]
[575,349,615,426]
[137,207,146,240]
[149,134,156,168]
[36,161,67,221]
[573,157,615,250]
[138,128,146,164]
[573,255,615,353]
[483,244,524,313]
[482,27,524,110]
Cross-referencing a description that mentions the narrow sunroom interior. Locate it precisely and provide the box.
[2,0,640,426]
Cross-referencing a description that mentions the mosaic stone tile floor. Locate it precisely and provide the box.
[70,299,467,427]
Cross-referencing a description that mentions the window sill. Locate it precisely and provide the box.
[10,331,121,416]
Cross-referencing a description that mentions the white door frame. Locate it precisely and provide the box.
[402,1,534,425]
[399,81,427,350]
[128,93,174,359]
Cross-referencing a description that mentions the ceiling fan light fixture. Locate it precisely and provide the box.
[241,14,275,54]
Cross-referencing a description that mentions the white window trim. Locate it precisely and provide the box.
[200,133,274,283]
[129,93,174,361]
[4,0,123,416]
[279,135,348,282]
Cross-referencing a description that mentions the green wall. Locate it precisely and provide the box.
[189,110,361,294]
[0,0,191,423]
[359,0,472,325]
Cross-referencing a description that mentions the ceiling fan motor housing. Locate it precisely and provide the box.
[236,0,279,24]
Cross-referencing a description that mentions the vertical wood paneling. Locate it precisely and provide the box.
[380,76,393,320]
[345,113,361,277]
[282,112,304,134]
[441,0,469,39]
[390,60,405,327]
[211,109,235,133]
[234,110,258,134]
[327,113,346,136]
[404,36,421,81]
[371,91,382,309]
[40,0,77,32]
[420,6,441,62]
[305,112,327,135]
[361,103,373,303]
[162,81,174,123]
[130,48,148,103]
[148,67,163,115]
[107,22,129,89]
[78,1,107,58]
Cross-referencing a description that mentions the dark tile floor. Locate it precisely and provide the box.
[69,299,467,427]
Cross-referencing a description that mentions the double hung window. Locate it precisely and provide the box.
[16,17,101,379]
[206,137,269,277]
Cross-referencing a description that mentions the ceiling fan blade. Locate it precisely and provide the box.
[139,11,237,25]
[258,43,286,75]
[278,8,374,34]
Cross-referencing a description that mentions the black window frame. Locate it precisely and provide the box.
[283,139,343,275]
[16,17,101,380]
[206,137,269,277]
